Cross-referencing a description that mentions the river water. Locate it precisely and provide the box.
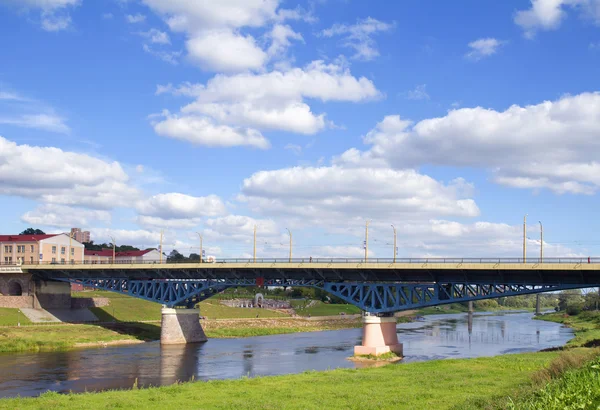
[0,311,573,398]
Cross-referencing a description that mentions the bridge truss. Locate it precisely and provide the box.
[58,278,590,313]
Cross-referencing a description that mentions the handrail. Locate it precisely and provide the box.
[0,256,597,266]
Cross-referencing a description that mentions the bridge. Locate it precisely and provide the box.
[4,257,600,357]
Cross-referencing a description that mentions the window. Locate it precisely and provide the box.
[60,258,65,264]
[61,247,65,255]
[30,257,33,263]
[17,257,24,263]
[4,257,12,263]
[70,259,74,264]
[30,245,34,252]
[4,246,12,253]
[52,257,56,263]
[17,245,25,253]
[52,246,56,254]
[71,248,74,256]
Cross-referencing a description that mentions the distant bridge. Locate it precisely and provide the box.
[13,258,600,313]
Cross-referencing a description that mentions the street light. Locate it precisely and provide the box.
[365,220,370,263]
[523,214,527,264]
[159,230,164,264]
[196,232,203,264]
[539,221,543,263]
[391,224,397,263]
[286,228,292,262]
[109,235,116,264]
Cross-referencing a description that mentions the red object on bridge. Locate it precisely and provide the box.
[256,277,264,287]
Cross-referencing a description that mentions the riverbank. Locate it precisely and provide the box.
[535,310,600,348]
[0,349,595,410]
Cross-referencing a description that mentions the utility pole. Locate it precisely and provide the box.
[365,220,370,263]
[286,228,292,262]
[160,229,164,264]
[253,225,257,263]
[196,232,203,264]
[539,221,543,263]
[391,224,397,263]
[523,214,527,263]
[109,235,116,264]
[68,231,73,264]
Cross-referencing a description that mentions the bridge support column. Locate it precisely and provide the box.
[160,308,207,345]
[354,314,403,357]
[535,294,541,315]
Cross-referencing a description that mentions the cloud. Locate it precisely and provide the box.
[136,193,227,219]
[158,60,381,136]
[2,0,80,31]
[151,111,270,149]
[138,28,170,44]
[102,13,114,19]
[204,215,280,242]
[90,228,162,248]
[135,215,201,229]
[466,38,504,61]
[284,143,302,155]
[142,44,181,64]
[341,92,600,195]
[267,24,303,57]
[141,0,281,72]
[515,0,600,38]
[405,84,430,101]
[21,204,112,228]
[0,113,70,133]
[0,136,140,209]
[321,17,394,61]
[126,13,146,23]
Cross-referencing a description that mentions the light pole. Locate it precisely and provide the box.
[159,229,164,264]
[196,232,203,264]
[391,224,397,263]
[253,225,257,263]
[286,228,292,262]
[365,220,370,263]
[539,221,543,263]
[109,236,116,264]
[523,214,527,263]
[68,231,73,264]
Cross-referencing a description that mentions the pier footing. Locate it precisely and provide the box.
[354,315,403,356]
[160,308,207,345]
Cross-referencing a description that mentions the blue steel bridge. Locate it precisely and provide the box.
[20,257,600,313]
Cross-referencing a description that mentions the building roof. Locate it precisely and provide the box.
[116,249,155,257]
[0,234,58,243]
[84,249,156,258]
[84,249,113,257]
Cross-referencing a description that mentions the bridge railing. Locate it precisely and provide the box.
[2,257,597,266]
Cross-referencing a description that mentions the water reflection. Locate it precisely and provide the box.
[0,311,573,398]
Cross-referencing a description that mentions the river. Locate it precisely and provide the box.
[0,311,573,398]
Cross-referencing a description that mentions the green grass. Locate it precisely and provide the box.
[199,300,287,319]
[535,311,600,347]
[0,308,31,326]
[203,318,362,338]
[0,323,159,352]
[0,352,563,409]
[292,300,361,316]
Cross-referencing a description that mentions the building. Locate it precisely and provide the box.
[0,234,85,264]
[70,228,91,244]
[84,248,162,264]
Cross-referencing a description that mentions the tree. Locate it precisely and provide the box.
[558,289,584,312]
[167,249,185,263]
[20,228,45,235]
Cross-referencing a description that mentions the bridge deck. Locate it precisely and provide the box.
[10,260,600,285]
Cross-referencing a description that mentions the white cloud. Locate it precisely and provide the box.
[0,136,140,209]
[204,215,280,242]
[136,215,201,229]
[151,111,270,149]
[0,113,70,133]
[515,0,600,38]
[126,13,146,23]
[186,30,267,72]
[344,92,600,194]
[406,84,430,101]
[321,17,394,61]
[21,204,112,228]
[91,228,162,249]
[138,28,170,44]
[3,0,80,31]
[267,24,303,57]
[284,143,302,155]
[466,38,504,61]
[157,60,381,136]
[142,44,181,64]
[136,193,227,219]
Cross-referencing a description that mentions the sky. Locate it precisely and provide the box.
[0,0,600,260]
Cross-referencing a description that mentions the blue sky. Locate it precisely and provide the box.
[1,0,600,259]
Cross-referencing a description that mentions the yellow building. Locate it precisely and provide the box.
[0,233,85,264]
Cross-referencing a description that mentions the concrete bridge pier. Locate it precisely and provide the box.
[354,313,403,357]
[160,307,207,345]
[535,294,541,315]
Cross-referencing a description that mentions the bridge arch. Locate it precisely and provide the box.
[7,280,23,296]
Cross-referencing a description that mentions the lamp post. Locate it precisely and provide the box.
[253,225,257,263]
[159,230,164,264]
[539,221,543,263]
[365,220,370,263]
[391,224,397,263]
[196,232,203,264]
[109,235,116,264]
[286,228,292,262]
[523,214,527,263]
[68,231,73,264]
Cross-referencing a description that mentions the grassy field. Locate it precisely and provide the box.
[0,323,159,352]
[0,308,31,326]
[291,300,361,316]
